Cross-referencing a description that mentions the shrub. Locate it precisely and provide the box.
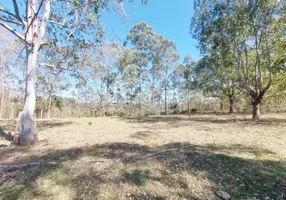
[106,108,126,117]
[191,108,198,114]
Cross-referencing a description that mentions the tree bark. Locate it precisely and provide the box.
[187,88,190,115]
[139,72,142,115]
[0,86,4,119]
[20,47,38,146]
[220,97,224,111]
[48,83,54,119]
[252,102,260,121]
[164,85,167,115]
[0,64,5,119]
[229,99,234,114]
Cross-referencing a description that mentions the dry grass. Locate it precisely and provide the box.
[0,113,286,200]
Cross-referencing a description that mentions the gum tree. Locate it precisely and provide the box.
[191,0,286,120]
[0,0,146,145]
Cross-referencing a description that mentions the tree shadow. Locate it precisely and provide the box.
[0,120,74,144]
[0,127,14,142]
[36,120,74,131]
[0,142,286,199]
[130,131,152,140]
[121,115,286,127]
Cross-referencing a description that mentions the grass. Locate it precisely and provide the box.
[0,114,286,200]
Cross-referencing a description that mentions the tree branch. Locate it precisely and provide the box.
[12,0,22,21]
[0,21,26,42]
[0,17,23,26]
[0,7,19,20]
[25,0,45,42]
[39,0,51,40]
[47,20,79,29]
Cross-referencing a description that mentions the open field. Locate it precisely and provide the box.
[0,114,286,200]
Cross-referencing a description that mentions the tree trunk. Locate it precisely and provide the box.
[220,97,224,111]
[0,64,5,119]
[229,99,234,114]
[20,48,38,146]
[40,109,43,119]
[165,85,167,115]
[105,86,110,116]
[252,102,260,121]
[139,73,142,115]
[0,86,4,119]
[187,88,190,115]
[48,83,53,119]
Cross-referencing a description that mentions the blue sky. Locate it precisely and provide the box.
[102,0,200,62]
[1,0,200,62]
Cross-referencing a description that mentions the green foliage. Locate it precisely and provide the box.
[191,0,286,117]
[106,108,126,117]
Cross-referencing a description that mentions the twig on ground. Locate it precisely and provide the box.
[0,161,58,169]
[88,159,110,163]
[146,148,178,157]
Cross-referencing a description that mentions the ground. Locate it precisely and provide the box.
[0,114,286,200]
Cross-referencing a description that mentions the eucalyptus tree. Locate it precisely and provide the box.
[156,39,179,114]
[191,0,286,120]
[171,64,186,113]
[125,22,158,112]
[180,55,196,114]
[194,55,240,114]
[95,42,125,115]
[0,0,147,145]
[120,48,138,107]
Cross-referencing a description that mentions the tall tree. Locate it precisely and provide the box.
[191,0,286,120]
[179,56,196,115]
[125,22,157,113]
[0,0,146,145]
[156,39,179,115]
[194,53,240,114]
[95,42,125,115]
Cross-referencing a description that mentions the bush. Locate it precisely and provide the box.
[143,109,155,117]
[106,108,126,117]
[191,108,198,114]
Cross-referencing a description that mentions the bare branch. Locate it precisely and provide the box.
[39,63,57,68]
[25,0,46,41]
[39,63,67,75]
[0,162,58,169]
[0,7,19,20]
[0,17,23,26]
[0,21,26,43]
[48,20,79,29]
[12,0,21,21]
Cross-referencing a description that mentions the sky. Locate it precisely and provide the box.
[102,0,200,62]
[1,0,200,62]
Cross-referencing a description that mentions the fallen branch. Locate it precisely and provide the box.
[146,148,178,157]
[0,161,58,169]
[88,159,110,163]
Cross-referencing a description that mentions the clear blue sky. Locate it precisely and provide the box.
[102,0,200,62]
[1,0,200,62]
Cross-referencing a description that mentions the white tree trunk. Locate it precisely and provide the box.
[19,0,50,145]
[20,47,38,145]
[0,64,5,119]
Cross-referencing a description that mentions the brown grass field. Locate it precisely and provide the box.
[0,114,286,200]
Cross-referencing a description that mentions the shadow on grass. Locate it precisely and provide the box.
[121,114,286,127]
[1,142,286,200]
[36,120,74,131]
[130,131,152,140]
[0,127,14,142]
[0,120,74,144]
